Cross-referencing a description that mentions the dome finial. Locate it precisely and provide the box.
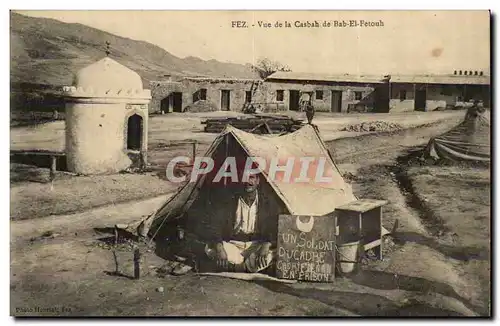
[105,41,111,57]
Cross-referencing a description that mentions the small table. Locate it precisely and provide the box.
[336,199,388,260]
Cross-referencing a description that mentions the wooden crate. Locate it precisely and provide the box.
[335,199,388,260]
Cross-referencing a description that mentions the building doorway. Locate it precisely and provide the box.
[374,84,390,113]
[414,87,427,111]
[221,90,231,111]
[127,114,143,151]
[171,92,183,112]
[160,97,170,113]
[331,90,342,112]
[160,92,183,113]
[289,90,300,111]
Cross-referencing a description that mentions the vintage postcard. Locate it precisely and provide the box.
[10,10,491,317]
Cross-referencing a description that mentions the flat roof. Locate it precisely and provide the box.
[267,71,490,86]
[266,71,386,84]
[182,77,259,82]
[389,75,490,85]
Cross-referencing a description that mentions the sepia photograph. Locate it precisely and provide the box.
[9,9,491,317]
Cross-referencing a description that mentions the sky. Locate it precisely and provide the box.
[17,10,491,75]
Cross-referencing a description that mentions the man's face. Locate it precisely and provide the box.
[243,174,260,193]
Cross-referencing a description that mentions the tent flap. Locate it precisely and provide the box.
[424,108,490,162]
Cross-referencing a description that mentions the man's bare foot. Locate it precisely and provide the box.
[173,255,187,263]
[171,263,193,276]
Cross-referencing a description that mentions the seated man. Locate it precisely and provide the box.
[172,173,284,275]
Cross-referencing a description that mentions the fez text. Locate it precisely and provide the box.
[231,20,384,28]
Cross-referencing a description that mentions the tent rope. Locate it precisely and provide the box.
[145,135,224,245]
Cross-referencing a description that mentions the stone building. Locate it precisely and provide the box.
[263,72,390,113]
[149,73,390,114]
[148,70,490,114]
[388,71,490,112]
[149,76,266,113]
[63,57,151,175]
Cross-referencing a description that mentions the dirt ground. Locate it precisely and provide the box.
[405,164,490,313]
[10,109,491,317]
[10,110,464,220]
[10,169,179,220]
[11,110,464,152]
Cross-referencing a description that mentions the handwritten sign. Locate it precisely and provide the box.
[276,214,336,282]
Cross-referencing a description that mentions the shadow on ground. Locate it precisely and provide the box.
[93,227,140,243]
[392,231,489,262]
[254,277,466,316]
[349,149,489,317]
[354,160,489,263]
[350,269,483,315]
[10,164,49,184]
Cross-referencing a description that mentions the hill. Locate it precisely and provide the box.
[10,12,259,87]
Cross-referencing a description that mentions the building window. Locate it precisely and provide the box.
[200,89,207,100]
[316,90,323,100]
[441,87,452,96]
[474,71,478,76]
[354,91,362,101]
[276,90,284,101]
[454,70,457,75]
[480,71,484,76]
[399,90,407,101]
[459,70,463,75]
[245,91,252,103]
[193,88,207,102]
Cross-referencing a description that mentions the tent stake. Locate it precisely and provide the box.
[49,155,57,181]
[133,248,141,279]
[113,226,119,274]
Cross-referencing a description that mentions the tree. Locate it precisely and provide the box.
[253,57,291,79]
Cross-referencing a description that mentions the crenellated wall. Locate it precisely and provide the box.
[63,86,151,100]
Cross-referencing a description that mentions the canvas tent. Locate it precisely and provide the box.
[135,124,358,240]
[424,106,491,162]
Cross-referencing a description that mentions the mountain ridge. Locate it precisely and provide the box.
[10,12,259,87]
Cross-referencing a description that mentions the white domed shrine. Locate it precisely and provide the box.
[63,49,151,175]
[73,57,144,93]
